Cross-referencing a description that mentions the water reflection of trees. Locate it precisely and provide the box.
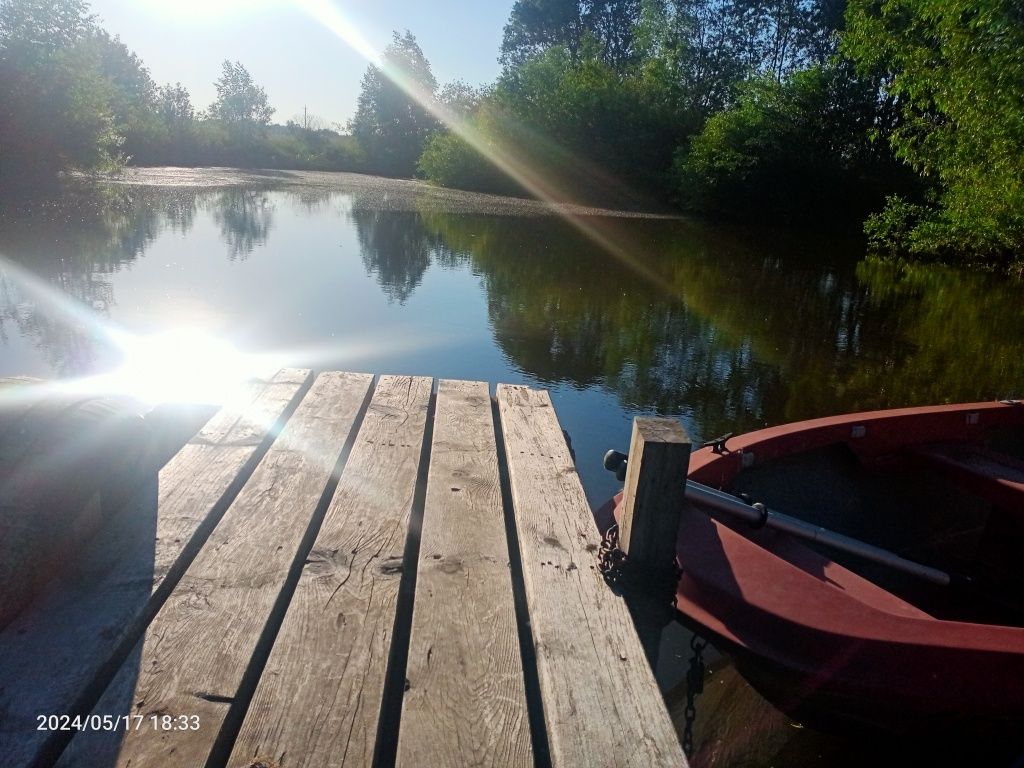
[291,188,345,215]
[0,271,111,375]
[349,205,445,304]
[162,191,198,234]
[0,183,284,372]
[0,186,167,272]
[0,184,204,374]
[848,259,1024,404]
[416,212,1024,440]
[3,183,1021,436]
[0,185,169,373]
[205,189,275,261]
[418,212,790,436]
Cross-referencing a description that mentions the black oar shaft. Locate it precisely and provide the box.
[684,481,953,587]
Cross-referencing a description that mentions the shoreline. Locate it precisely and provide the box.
[94,166,686,220]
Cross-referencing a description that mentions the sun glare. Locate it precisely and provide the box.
[91,328,279,406]
[295,0,677,299]
[2,254,285,407]
[132,0,678,296]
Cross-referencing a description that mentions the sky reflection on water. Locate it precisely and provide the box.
[1,179,1022,503]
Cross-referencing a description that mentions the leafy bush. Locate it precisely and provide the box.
[494,46,685,200]
[419,130,503,193]
[844,0,1024,262]
[863,196,929,256]
[676,65,905,226]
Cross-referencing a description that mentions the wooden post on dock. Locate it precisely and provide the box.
[618,417,691,668]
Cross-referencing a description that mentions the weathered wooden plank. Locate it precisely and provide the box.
[152,368,314,586]
[0,369,312,768]
[55,371,373,768]
[228,375,432,768]
[396,379,532,768]
[496,384,687,768]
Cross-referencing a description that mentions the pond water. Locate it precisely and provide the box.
[3,171,1022,505]
[1,170,1022,764]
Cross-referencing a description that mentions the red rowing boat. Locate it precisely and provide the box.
[599,400,1024,735]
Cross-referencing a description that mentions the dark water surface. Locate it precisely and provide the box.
[3,174,1022,504]
[1,172,1022,764]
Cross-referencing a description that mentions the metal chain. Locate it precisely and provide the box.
[597,523,681,613]
[597,523,628,589]
[682,634,708,758]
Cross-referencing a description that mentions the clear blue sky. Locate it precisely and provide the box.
[86,0,515,128]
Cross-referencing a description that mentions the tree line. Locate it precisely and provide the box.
[372,0,1023,269]
[0,0,364,179]
[1,0,1022,270]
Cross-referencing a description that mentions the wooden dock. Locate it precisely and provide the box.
[0,371,686,768]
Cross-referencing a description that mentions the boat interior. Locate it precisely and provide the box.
[730,434,1024,628]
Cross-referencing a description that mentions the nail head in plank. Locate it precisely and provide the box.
[57,371,372,768]
[496,384,687,768]
[0,369,311,768]
[228,374,432,768]
[397,379,532,768]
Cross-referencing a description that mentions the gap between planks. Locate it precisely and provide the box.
[54,372,372,768]
[226,375,432,768]
[0,369,312,768]
[496,383,687,768]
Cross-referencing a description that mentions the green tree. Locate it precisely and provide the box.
[209,60,273,131]
[90,29,155,125]
[585,0,643,70]
[843,0,1024,264]
[496,45,684,197]
[0,0,121,180]
[422,41,687,203]
[638,0,843,107]
[728,0,831,80]
[500,0,642,71]
[157,82,194,128]
[0,0,93,64]
[500,0,587,66]
[86,29,159,162]
[349,30,438,177]
[676,63,902,224]
[437,80,487,119]
[635,0,746,116]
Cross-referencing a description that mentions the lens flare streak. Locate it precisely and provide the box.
[296,0,678,297]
